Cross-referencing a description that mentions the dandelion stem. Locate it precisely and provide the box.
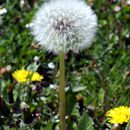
[59,51,66,130]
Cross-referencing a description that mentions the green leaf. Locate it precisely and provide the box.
[66,90,77,115]
[71,85,87,92]
[10,128,17,130]
[98,88,105,105]
[41,120,52,130]
[78,112,95,130]
[125,119,130,130]
[73,123,78,130]
[71,104,80,117]
[3,126,9,129]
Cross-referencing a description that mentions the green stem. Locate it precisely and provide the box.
[59,51,66,130]
[28,125,32,130]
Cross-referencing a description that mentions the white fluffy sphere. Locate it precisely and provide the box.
[31,0,97,54]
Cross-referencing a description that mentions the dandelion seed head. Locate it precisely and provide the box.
[31,0,97,54]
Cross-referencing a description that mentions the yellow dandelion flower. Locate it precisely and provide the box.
[31,72,43,82]
[12,69,29,83]
[12,68,43,83]
[106,106,130,124]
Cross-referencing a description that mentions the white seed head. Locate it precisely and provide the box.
[31,0,97,54]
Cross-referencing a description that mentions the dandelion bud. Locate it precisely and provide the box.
[20,102,33,124]
[34,56,39,62]
[20,101,29,110]
[76,95,84,114]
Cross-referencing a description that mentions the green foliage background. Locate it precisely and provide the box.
[0,0,130,129]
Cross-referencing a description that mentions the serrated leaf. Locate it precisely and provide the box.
[71,103,80,117]
[66,90,77,115]
[78,112,95,130]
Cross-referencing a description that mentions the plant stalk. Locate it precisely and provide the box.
[59,51,66,130]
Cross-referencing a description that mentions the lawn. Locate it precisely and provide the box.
[0,0,130,130]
